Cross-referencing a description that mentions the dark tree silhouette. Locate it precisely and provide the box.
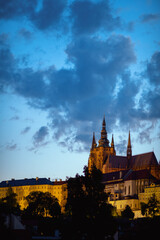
[24,191,61,218]
[64,166,117,240]
[121,205,134,219]
[141,194,160,217]
[0,186,20,215]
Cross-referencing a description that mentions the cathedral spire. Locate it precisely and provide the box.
[111,134,116,155]
[127,131,132,160]
[91,132,97,149]
[98,115,109,147]
[102,114,106,129]
[111,134,114,147]
[128,130,131,147]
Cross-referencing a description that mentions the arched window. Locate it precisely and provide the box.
[128,185,130,195]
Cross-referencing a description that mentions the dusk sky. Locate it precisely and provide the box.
[0,0,160,182]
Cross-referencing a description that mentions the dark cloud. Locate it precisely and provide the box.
[30,0,67,30]
[19,28,33,40]
[138,51,160,120]
[113,71,139,126]
[0,0,36,19]
[21,126,31,135]
[70,0,121,34]
[140,13,160,23]
[0,0,67,31]
[0,33,9,46]
[146,51,160,86]
[0,48,17,92]
[138,123,153,144]
[1,32,160,151]
[0,34,137,150]
[33,126,49,146]
[14,68,47,99]
[115,139,127,155]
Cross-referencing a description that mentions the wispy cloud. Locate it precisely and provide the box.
[33,126,49,147]
[6,142,17,151]
[21,126,31,135]
[10,116,20,121]
[140,13,160,23]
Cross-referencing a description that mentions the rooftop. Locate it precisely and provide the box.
[0,177,66,188]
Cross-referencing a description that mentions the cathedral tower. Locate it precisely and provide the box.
[88,116,116,172]
[98,116,109,147]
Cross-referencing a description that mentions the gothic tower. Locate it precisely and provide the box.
[98,116,109,147]
[88,116,116,172]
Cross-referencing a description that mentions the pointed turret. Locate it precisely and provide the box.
[111,134,116,155]
[98,115,109,147]
[111,134,114,147]
[91,132,97,149]
[127,131,132,161]
[128,131,131,147]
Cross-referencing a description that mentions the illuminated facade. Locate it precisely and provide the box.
[0,177,67,213]
[139,183,160,204]
[89,116,160,217]
[102,169,157,216]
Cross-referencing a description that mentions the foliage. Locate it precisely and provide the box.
[0,186,20,215]
[121,205,134,219]
[141,194,160,217]
[141,202,148,217]
[148,193,159,217]
[64,166,117,239]
[24,191,61,218]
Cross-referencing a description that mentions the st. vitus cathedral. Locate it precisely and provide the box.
[88,116,160,180]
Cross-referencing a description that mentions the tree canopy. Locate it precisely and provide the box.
[141,194,160,217]
[121,205,134,219]
[0,186,20,215]
[24,191,61,218]
[64,166,117,240]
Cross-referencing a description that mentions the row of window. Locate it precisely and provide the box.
[119,203,137,209]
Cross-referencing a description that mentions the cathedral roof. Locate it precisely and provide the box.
[102,170,128,183]
[0,178,66,188]
[104,151,158,170]
[105,155,128,169]
[102,169,156,184]
[124,169,156,181]
[129,152,158,169]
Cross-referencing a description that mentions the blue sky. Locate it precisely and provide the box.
[0,0,160,182]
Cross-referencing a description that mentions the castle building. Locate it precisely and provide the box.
[139,183,160,204]
[88,116,160,217]
[0,178,67,213]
